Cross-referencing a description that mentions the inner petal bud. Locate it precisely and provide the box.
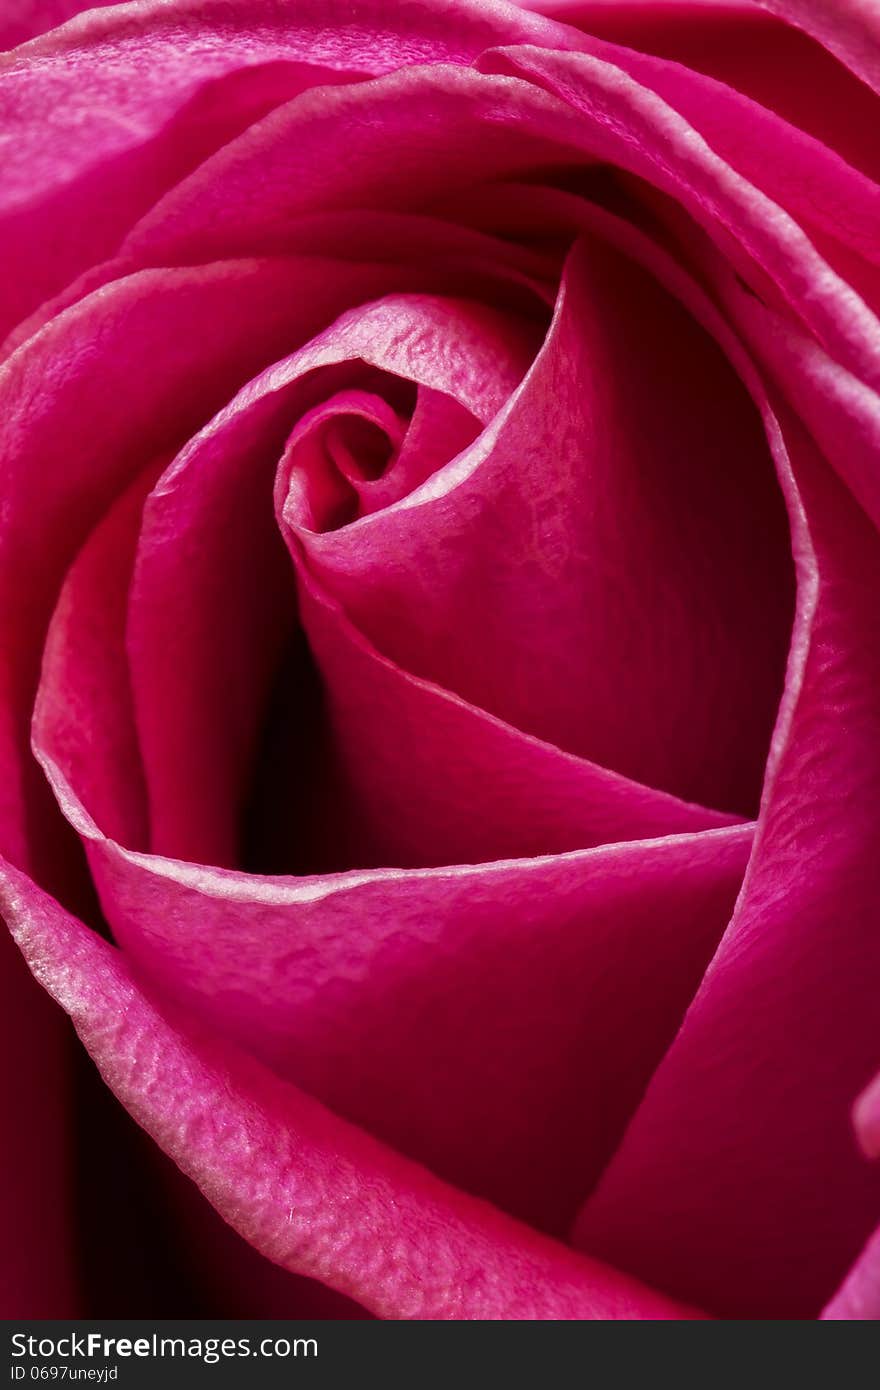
[282,389,406,533]
[280,375,482,534]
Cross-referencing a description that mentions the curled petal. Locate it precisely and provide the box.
[755,0,880,94]
[297,239,792,816]
[0,256,384,877]
[574,353,880,1318]
[65,821,754,1234]
[479,46,880,389]
[1,864,704,1321]
[0,0,573,338]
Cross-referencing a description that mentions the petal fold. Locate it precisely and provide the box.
[1,864,704,1321]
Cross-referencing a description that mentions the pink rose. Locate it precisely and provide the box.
[2,0,879,1320]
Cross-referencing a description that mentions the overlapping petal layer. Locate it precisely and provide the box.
[525,2,880,165]
[1,863,704,1320]
[0,0,578,340]
[29,237,762,1245]
[292,240,791,815]
[573,353,880,1320]
[0,256,419,876]
[1,0,878,1322]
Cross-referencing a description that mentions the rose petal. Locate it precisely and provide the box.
[30,270,755,1226]
[520,4,880,293]
[59,820,753,1233]
[521,3,880,179]
[0,0,114,49]
[1,863,704,1320]
[1,253,422,875]
[34,467,165,853]
[575,404,880,1317]
[85,53,880,399]
[280,386,480,531]
[592,38,880,301]
[107,68,585,275]
[477,47,880,390]
[713,271,880,538]
[119,293,536,866]
[35,280,728,879]
[106,291,734,869]
[447,174,880,1319]
[0,62,350,344]
[6,205,554,359]
[528,0,880,97]
[0,0,575,338]
[38,504,746,1220]
[73,1083,373,1317]
[290,571,738,868]
[448,179,880,555]
[298,238,792,816]
[755,0,880,94]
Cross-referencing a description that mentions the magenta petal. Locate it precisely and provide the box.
[1,864,703,1321]
[575,415,880,1317]
[292,570,736,868]
[283,390,408,530]
[280,387,480,530]
[521,3,880,181]
[386,387,483,507]
[25,268,752,1227]
[526,0,880,97]
[71,821,751,1233]
[478,46,880,390]
[755,0,880,93]
[0,0,573,339]
[573,31,880,291]
[8,206,553,361]
[4,0,878,1325]
[301,239,791,814]
[108,67,581,275]
[143,1155,374,1317]
[34,467,162,852]
[127,419,294,869]
[0,66,335,344]
[113,285,729,874]
[0,1,113,48]
[124,291,533,867]
[0,255,370,876]
[107,49,879,410]
[453,184,880,1319]
[715,276,880,536]
[512,8,880,291]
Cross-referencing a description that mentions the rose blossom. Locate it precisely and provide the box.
[1,0,879,1320]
